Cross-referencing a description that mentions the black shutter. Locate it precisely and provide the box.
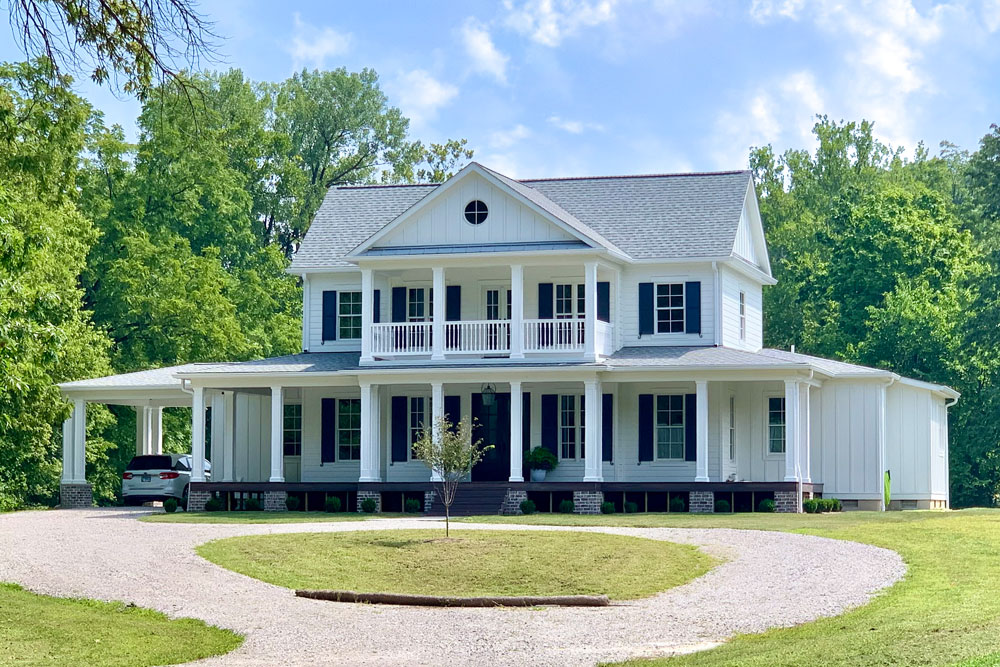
[685,281,701,335]
[322,290,337,341]
[321,398,336,463]
[597,281,610,323]
[446,285,461,321]
[638,394,654,462]
[638,283,654,336]
[391,287,406,323]
[685,393,697,461]
[522,392,531,458]
[443,395,460,433]
[538,283,554,319]
[391,396,408,462]
[602,393,613,462]
[372,289,381,324]
[541,394,558,456]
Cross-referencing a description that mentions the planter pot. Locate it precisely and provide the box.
[530,469,547,482]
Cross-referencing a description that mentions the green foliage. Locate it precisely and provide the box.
[404,498,421,514]
[758,498,776,513]
[519,499,536,515]
[204,496,223,512]
[559,499,575,514]
[625,501,640,514]
[163,498,178,513]
[526,447,558,471]
[601,501,616,514]
[324,496,342,513]
[285,495,300,511]
[244,497,261,512]
[360,497,377,514]
[714,498,731,513]
[669,496,686,513]
[803,498,820,513]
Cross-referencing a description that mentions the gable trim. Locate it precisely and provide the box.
[736,181,773,278]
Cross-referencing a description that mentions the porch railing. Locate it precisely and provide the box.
[522,319,586,352]
[370,322,433,355]
[595,320,615,357]
[444,320,510,354]
[369,319,610,356]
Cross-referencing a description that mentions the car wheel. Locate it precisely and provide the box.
[181,485,189,511]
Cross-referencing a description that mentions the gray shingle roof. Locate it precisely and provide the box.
[758,349,890,376]
[58,363,202,389]
[178,353,363,375]
[290,166,753,270]
[605,346,807,368]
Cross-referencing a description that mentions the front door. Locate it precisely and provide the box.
[471,392,510,481]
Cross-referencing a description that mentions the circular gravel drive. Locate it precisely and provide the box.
[0,509,904,666]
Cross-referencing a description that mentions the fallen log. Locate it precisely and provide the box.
[295,589,610,607]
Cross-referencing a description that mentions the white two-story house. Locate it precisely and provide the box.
[58,163,957,513]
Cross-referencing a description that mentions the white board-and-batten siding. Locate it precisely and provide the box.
[885,382,950,500]
[719,265,763,351]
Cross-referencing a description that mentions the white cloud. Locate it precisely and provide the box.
[288,13,351,68]
[986,0,1000,32]
[502,0,618,47]
[749,0,805,23]
[388,70,459,128]
[490,124,531,148]
[547,115,604,134]
[460,19,510,83]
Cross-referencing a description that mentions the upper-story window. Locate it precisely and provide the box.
[408,288,432,322]
[656,283,685,333]
[739,291,747,341]
[339,291,362,339]
[464,200,488,225]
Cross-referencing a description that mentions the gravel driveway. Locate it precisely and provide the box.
[0,508,905,666]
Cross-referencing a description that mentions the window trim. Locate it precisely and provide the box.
[336,398,361,462]
[766,394,786,456]
[654,282,686,335]
[283,403,302,457]
[338,291,362,340]
[728,393,736,462]
[654,394,686,461]
[557,394,586,460]
[738,291,747,341]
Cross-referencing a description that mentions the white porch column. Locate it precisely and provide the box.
[61,413,76,483]
[583,379,602,481]
[135,406,151,456]
[695,381,710,482]
[510,264,524,359]
[72,399,87,483]
[431,266,445,360]
[359,382,382,482]
[509,380,524,482]
[430,381,444,481]
[151,407,163,455]
[361,268,373,362]
[222,391,235,482]
[584,261,598,361]
[191,387,206,482]
[801,384,812,483]
[269,385,285,482]
[784,379,800,482]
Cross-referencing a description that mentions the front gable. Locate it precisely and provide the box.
[732,183,772,277]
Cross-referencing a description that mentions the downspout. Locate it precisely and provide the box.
[712,261,721,346]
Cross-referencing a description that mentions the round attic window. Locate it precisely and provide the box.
[464,200,488,225]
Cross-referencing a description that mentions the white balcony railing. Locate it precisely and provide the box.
[370,322,433,355]
[595,320,615,357]
[522,319,586,353]
[444,320,510,354]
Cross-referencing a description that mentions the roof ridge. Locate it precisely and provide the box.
[335,183,440,190]
[522,170,750,183]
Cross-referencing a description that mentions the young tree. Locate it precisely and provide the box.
[411,416,493,536]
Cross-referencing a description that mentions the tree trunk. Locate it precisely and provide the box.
[445,503,450,537]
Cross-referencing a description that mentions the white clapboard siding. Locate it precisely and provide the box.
[719,265,763,351]
[618,264,715,347]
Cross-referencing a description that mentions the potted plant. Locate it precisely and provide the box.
[526,447,558,481]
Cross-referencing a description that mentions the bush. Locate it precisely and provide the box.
[526,447,558,471]
[360,497,378,513]
[204,495,224,512]
[163,498,178,513]
[600,501,616,514]
[519,499,536,515]
[285,495,300,511]
[324,496,342,513]
[624,501,639,514]
[669,496,686,513]
[244,497,262,512]
[803,498,819,513]
[558,499,575,514]
[404,498,421,514]
[714,498,731,513]
[829,497,842,512]
[758,498,776,513]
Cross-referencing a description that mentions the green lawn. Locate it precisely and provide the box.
[461,510,1000,666]
[196,529,715,600]
[142,511,401,524]
[0,583,241,666]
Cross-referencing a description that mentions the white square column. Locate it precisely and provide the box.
[360,383,382,482]
[431,267,445,360]
[361,268,373,362]
[62,402,86,484]
[135,406,152,456]
[695,381,710,482]
[800,383,812,483]
[430,381,444,481]
[510,264,524,359]
[509,380,524,482]
[269,386,285,482]
[583,379,603,482]
[61,414,75,483]
[784,379,801,482]
[191,386,207,482]
[584,261,598,361]
[222,391,235,482]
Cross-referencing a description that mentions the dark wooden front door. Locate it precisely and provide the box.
[471,392,510,482]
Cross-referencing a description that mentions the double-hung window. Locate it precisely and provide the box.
[283,404,302,456]
[655,283,685,333]
[655,395,685,459]
[559,394,586,459]
[728,395,736,461]
[409,397,426,459]
[555,284,585,345]
[408,288,431,322]
[739,291,747,341]
[338,291,362,340]
[768,397,786,454]
[337,399,361,461]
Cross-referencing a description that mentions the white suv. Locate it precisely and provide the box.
[122,454,210,506]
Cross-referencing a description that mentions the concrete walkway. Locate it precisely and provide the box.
[0,509,905,666]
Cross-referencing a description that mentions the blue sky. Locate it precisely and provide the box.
[4,0,1000,178]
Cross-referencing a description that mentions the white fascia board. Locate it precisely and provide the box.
[896,376,961,400]
[286,265,359,277]
[351,247,626,270]
[721,255,778,285]
[742,181,773,276]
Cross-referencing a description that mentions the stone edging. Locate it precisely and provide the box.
[295,589,609,607]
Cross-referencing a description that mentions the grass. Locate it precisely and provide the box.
[0,583,241,666]
[196,529,715,600]
[460,509,1000,666]
[142,511,401,524]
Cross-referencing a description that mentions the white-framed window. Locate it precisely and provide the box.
[554,284,585,319]
[337,398,361,461]
[655,283,685,333]
[728,395,736,461]
[558,394,586,459]
[655,395,685,459]
[407,288,432,322]
[338,291,362,339]
[283,404,302,456]
[409,396,426,458]
[739,291,746,341]
[768,396,786,454]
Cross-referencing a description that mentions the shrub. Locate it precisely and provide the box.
[204,495,224,512]
[360,497,378,513]
[558,499,575,514]
[803,498,819,513]
[244,497,262,512]
[669,496,686,513]
[285,495,300,511]
[519,499,536,515]
[526,447,558,471]
[404,498,421,514]
[829,497,842,512]
[624,501,639,514]
[714,498,731,513]
[163,498,178,513]
[600,501,616,514]
[324,496,342,513]
[758,498,776,513]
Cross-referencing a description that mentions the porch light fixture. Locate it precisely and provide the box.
[481,383,496,407]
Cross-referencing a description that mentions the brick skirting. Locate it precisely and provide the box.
[59,483,93,508]
[500,488,528,515]
[689,490,714,513]
[262,490,288,512]
[775,490,800,513]
[357,490,381,513]
[423,490,436,514]
[187,489,211,512]
[573,490,603,514]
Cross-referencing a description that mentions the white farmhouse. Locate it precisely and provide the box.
[58,163,957,513]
